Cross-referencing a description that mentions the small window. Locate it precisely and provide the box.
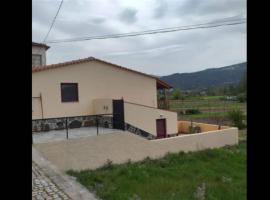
[61,83,79,102]
[32,54,42,66]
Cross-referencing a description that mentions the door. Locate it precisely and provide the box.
[156,119,166,138]
[113,99,125,130]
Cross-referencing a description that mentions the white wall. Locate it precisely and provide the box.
[151,127,239,153]
[124,102,178,136]
[32,46,47,66]
[93,98,113,115]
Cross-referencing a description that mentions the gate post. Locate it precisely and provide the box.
[96,116,99,136]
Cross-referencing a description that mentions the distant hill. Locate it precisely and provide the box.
[160,62,246,90]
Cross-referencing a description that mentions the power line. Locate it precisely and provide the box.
[42,0,64,43]
[46,18,246,44]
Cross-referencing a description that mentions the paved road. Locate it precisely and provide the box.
[32,147,98,200]
[32,162,71,200]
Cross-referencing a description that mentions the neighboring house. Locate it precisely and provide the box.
[32,42,177,138]
[32,42,50,66]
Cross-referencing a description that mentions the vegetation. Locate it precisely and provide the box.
[168,95,246,126]
[171,89,183,100]
[68,142,246,200]
[160,62,246,91]
[185,108,201,115]
[237,93,246,103]
[227,109,246,129]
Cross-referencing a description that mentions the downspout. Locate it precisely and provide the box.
[40,93,44,119]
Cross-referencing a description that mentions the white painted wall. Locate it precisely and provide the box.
[32,46,47,66]
[124,102,178,136]
[32,61,158,119]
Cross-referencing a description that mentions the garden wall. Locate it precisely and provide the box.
[151,127,238,154]
[124,101,178,136]
[178,121,230,134]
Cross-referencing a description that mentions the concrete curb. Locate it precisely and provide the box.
[32,147,98,200]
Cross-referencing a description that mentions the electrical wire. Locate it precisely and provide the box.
[46,18,246,44]
[42,0,64,42]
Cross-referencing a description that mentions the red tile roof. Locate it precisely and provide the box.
[32,42,50,50]
[32,56,172,89]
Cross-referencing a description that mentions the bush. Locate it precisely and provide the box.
[172,89,182,100]
[100,159,113,170]
[219,96,227,101]
[185,109,201,115]
[237,93,246,103]
[227,109,246,129]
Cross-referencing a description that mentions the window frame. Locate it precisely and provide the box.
[60,83,79,103]
[32,54,42,66]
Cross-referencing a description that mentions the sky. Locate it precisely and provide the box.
[32,0,246,76]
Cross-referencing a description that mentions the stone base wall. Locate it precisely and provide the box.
[32,116,113,132]
[125,123,156,140]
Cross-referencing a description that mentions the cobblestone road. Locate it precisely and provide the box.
[32,162,72,200]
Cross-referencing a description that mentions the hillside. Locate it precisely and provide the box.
[160,62,246,90]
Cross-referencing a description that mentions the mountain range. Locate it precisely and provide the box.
[160,62,246,91]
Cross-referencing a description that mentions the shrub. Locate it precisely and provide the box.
[237,93,246,103]
[172,89,182,100]
[100,159,113,170]
[185,109,201,115]
[227,109,246,129]
[219,96,227,101]
[177,110,185,115]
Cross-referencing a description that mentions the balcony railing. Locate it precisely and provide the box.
[157,99,169,110]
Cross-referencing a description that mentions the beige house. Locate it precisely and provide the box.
[32,42,177,138]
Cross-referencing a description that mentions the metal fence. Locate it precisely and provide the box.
[32,114,123,144]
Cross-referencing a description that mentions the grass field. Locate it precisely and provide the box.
[67,140,246,200]
[169,100,246,111]
[168,97,246,125]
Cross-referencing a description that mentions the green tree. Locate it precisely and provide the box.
[172,89,182,100]
[237,73,247,94]
[236,73,246,102]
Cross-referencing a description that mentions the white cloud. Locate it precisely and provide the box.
[32,0,246,75]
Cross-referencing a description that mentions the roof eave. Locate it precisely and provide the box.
[156,79,173,89]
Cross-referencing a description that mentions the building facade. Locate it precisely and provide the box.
[32,42,177,138]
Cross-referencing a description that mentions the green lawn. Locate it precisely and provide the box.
[67,142,246,200]
[183,96,224,100]
[169,98,246,126]
[180,112,229,119]
[169,100,246,111]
